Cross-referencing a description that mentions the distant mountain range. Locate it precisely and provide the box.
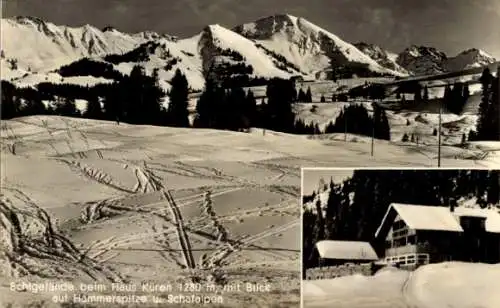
[1,15,496,91]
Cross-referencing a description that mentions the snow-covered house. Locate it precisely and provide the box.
[375,203,500,269]
[314,240,379,267]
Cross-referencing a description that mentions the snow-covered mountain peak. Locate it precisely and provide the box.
[233,14,299,40]
[233,15,406,78]
[1,17,150,72]
[134,30,177,42]
[446,48,496,71]
[102,26,117,32]
[396,45,448,75]
[405,45,447,59]
[198,22,298,80]
[354,42,410,75]
[459,48,492,58]
[13,16,46,26]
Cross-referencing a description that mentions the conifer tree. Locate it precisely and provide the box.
[55,97,79,117]
[84,96,103,119]
[264,78,296,132]
[402,133,409,142]
[1,81,18,119]
[372,103,391,141]
[244,90,258,128]
[298,89,306,101]
[306,87,313,102]
[475,68,499,140]
[167,69,190,127]
[195,79,217,128]
[463,84,470,102]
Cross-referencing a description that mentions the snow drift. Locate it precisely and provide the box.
[303,262,500,308]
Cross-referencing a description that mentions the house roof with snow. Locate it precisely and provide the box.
[375,203,500,238]
[315,240,379,261]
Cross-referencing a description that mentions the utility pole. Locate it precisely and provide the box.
[497,65,500,106]
[344,112,347,142]
[371,122,374,157]
[438,100,442,167]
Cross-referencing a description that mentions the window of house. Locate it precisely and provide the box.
[399,229,409,237]
[407,235,416,245]
[393,220,405,230]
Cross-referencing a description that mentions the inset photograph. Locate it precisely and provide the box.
[302,168,500,308]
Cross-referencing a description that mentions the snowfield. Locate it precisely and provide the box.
[235,14,406,77]
[302,262,500,308]
[1,115,498,307]
[0,17,147,72]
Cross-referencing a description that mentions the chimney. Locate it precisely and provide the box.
[449,198,457,212]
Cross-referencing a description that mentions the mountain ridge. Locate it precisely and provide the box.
[1,15,496,90]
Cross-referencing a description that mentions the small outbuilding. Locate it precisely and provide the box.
[314,240,379,267]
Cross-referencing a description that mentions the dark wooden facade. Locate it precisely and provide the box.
[382,214,500,268]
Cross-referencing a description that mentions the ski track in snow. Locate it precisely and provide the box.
[1,114,498,307]
[0,116,303,307]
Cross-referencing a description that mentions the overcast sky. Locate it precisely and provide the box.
[2,0,500,58]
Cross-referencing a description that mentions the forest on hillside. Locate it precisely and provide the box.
[302,169,500,277]
[2,64,497,141]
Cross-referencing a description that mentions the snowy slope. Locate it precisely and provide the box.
[10,71,114,88]
[303,262,500,308]
[2,15,497,92]
[109,38,206,92]
[446,48,497,71]
[199,24,297,79]
[396,45,448,75]
[354,42,410,75]
[0,17,152,72]
[396,45,497,75]
[234,15,406,79]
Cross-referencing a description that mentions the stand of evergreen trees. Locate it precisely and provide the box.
[470,68,499,141]
[298,87,313,102]
[58,58,126,81]
[1,65,169,125]
[322,103,390,140]
[195,77,309,133]
[2,70,393,139]
[194,78,257,131]
[302,169,500,277]
[443,82,470,115]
